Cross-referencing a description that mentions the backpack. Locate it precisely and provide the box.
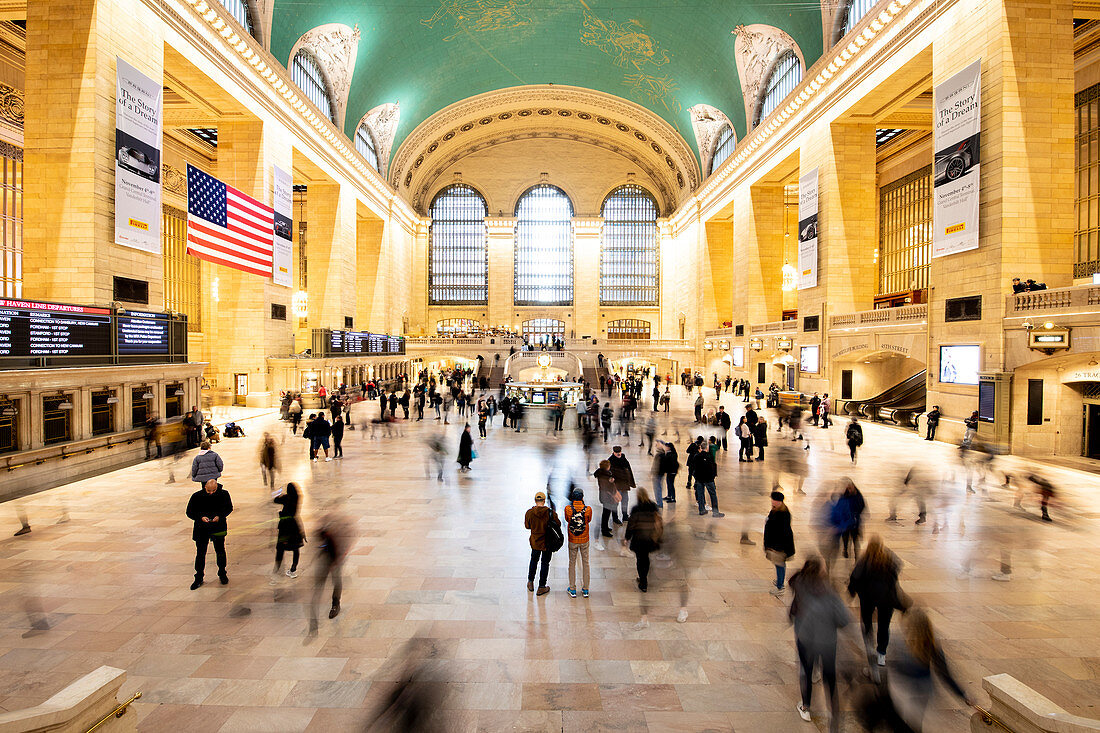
[650,511,664,545]
[544,511,564,552]
[567,503,587,538]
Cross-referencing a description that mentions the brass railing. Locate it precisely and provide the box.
[84,691,141,733]
[971,703,1013,733]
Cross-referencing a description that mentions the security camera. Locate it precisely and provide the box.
[1022,319,1033,331]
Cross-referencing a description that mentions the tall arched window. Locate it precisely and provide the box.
[291,50,335,124]
[429,185,488,304]
[755,51,802,127]
[710,124,736,176]
[842,0,878,38]
[355,124,380,172]
[522,319,565,344]
[514,184,573,305]
[606,319,651,340]
[218,0,257,39]
[600,185,659,305]
[437,318,480,334]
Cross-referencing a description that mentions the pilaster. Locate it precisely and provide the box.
[486,217,516,331]
[573,217,602,338]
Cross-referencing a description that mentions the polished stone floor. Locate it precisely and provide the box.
[2,387,1100,732]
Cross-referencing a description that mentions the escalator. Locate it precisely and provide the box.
[841,370,926,425]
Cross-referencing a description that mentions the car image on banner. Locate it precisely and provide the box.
[932,58,981,258]
[934,133,980,187]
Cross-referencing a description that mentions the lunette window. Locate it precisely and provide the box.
[514,185,573,305]
[756,51,802,127]
[606,319,651,340]
[710,125,736,176]
[291,50,335,124]
[600,185,658,305]
[355,124,380,172]
[429,185,488,304]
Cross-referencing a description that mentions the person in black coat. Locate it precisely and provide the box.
[846,417,864,464]
[457,424,474,472]
[312,413,333,462]
[763,491,795,595]
[848,535,905,668]
[657,441,679,503]
[624,489,661,592]
[925,406,940,441]
[186,479,233,590]
[717,406,732,451]
[331,415,345,459]
[273,483,305,580]
[608,446,635,521]
[752,416,769,461]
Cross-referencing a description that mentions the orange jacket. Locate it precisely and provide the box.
[564,501,592,544]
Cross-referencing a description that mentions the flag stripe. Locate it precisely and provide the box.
[227,209,274,236]
[186,233,272,269]
[189,217,273,258]
[227,186,274,216]
[187,242,272,277]
[187,164,274,278]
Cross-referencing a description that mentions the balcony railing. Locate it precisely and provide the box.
[750,320,798,335]
[704,327,735,338]
[1006,284,1100,315]
[829,304,927,330]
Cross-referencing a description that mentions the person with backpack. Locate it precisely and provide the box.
[625,488,662,592]
[689,444,723,517]
[524,491,556,595]
[600,403,613,442]
[564,488,592,598]
[845,417,863,464]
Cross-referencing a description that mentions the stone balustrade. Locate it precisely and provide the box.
[1005,283,1100,315]
[828,304,928,330]
[704,327,735,338]
[749,320,798,335]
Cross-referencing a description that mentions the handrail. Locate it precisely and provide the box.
[84,691,141,733]
[972,703,1014,733]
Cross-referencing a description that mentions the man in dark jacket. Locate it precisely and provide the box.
[809,393,821,426]
[190,441,223,485]
[717,406,732,451]
[608,446,635,522]
[312,413,333,462]
[186,479,233,590]
[689,448,723,517]
[524,492,553,595]
[925,406,940,441]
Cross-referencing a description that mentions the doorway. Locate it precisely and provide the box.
[1085,403,1100,459]
[234,373,248,406]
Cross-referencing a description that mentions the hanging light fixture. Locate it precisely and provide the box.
[174,388,185,396]
[782,263,798,291]
[141,390,154,400]
[57,397,74,410]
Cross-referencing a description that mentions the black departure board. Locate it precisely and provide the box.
[0,299,113,358]
[326,329,404,356]
[117,311,170,355]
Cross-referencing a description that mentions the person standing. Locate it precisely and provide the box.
[845,417,863,464]
[258,433,277,491]
[736,417,754,462]
[847,535,903,667]
[190,441,223,485]
[657,440,678,503]
[185,479,232,590]
[564,488,593,598]
[717,406,732,451]
[600,403,613,442]
[594,460,618,545]
[752,415,769,461]
[289,398,303,434]
[788,555,851,729]
[693,392,704,422]
[819,393,832,429]
[925,406,940,441]
[764,491,795,595]
[477,403,489,438]
[652,382,661,412]
[963,410,979,447]
[312,413,333,462]
[272,483,304,581]
[809,393,821,427]
[625,488,661,592]
[457,424,474,472]
[331,415,345,459]
[608,446,635,524]
[690,444,722,517]
[525,492,553,595]
[837,479,866,558]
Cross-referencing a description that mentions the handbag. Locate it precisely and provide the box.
[765,549,787,565]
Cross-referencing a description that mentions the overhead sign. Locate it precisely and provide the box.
[117,310,170,355]
[797,168,819,289]
[327,330,405,356]
[272,165,293,287]
[114,57,163,254]
[0,299,113,358]
[933,58,982,258]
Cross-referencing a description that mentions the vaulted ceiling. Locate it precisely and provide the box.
[269,0,826,167]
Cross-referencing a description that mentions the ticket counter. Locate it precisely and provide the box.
[505,381,584,407]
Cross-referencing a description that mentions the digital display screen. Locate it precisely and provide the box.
[0,299,113,358]
[940,345,980,385]
[547,390,560,402]
[117,311,170,355]
[531,392,546,404]
[328,330,404,355]
[731,346,745,367]
[978,380,996,423]
[799,346,819,373]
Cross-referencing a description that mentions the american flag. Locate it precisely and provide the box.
[186,164,274,278]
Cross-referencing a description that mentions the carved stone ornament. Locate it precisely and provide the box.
[162,163,186,196]
[289,23,361,128]
[733,24,803,127]
[820,0,846,49]
[0,83,24,129]
[359,102,400,176]
[688,104,734,177]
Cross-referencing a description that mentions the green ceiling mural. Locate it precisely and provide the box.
[270,0,824,165]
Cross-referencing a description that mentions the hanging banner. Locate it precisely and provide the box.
[797,167,819,289]
[114,58,163,253]
[932,58,981,258]
[272,165,294,287]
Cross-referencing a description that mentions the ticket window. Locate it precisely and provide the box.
[132,387,152,428]
[0,399,18,453]
[234,373,248,406]
[165,384,183,419]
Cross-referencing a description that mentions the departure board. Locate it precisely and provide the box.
[0,299,113,358]
[325,330,404,355]
[117,311,170,355]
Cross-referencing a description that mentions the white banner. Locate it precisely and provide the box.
[114,58,162,253]
[272,165,293,287]
[933,58,981,258]
[797,167,819,289]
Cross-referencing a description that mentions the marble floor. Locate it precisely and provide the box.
[2,388,1100,732]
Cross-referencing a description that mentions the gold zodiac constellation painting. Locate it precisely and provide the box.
[421,0,535,42]
[624,73,682,115]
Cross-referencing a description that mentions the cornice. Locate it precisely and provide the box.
[148,0,414,229]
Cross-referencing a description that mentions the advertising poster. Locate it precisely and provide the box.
[932,59,981,258]
[114,57,162,253]
[272,165,294,287]
[797,168,818,289]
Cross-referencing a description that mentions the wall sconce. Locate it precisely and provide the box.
[781,263,797,291]
[58,399,74,411]
[106,396,119,404]
[293,290,309,317]
[719,340,730,350]
[141,391,154,400]
[174,388,185,396]
[211,276,220,303]
[703,341,713,350]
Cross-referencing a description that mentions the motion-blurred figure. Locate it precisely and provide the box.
[259,432,278,492]
[788,555,851,732]
[889,464,933,525]
[363,643,444,732]
[309,508,354,635]
[847,535,904,668]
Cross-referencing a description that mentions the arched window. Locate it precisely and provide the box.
[606,319,651,340]
[428,185,488,304]
[842,0,878,38]
[710,124,736,176]
[514,184,573,305]
[600,185,658,305]
[217,0,256,39]
[291,50,335,124]
[355,124,380,172]
[436,318,480,335]
[755,51,802,127]
[522,319,565,344]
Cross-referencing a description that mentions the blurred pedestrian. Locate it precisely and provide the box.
[594,460,619,546]
[625,487,661,593]
[272,482,304,582]
[764,491,795,595]
[258,433,277,491]
[608,446,635,523]
[309,510,352,634]
[845,417,863,464]
[788,555,850,730]
[847,535,903,667]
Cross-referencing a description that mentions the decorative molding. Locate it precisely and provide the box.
[162,163,186,196]
[289,23,360,129]
[0,82,23,129]
[689,105,734,178]
[733,24,804,129]
[0,140,21,161]
[359,102,400,176]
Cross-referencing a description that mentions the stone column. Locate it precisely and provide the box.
[306,182,357,330]
[730,184,786,328]
[485,218,516,332]
[23,0,165,306]
[572,218,602,338]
